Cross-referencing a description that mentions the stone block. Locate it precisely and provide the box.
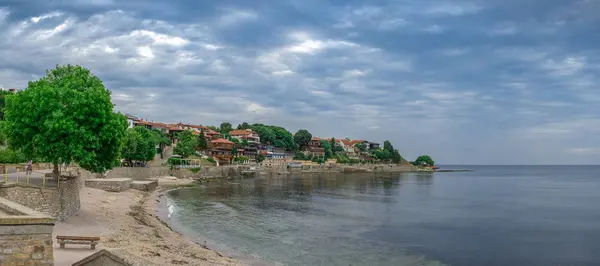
[130,180,158,191]
[85,178,132,192]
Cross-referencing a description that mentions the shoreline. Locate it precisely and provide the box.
[151,186,275,266]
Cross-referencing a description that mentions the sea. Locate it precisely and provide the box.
[162,165,600,266]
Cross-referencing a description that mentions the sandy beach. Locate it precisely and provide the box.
[53,177,242,266]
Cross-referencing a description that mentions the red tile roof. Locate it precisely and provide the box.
[229,129,254,136]
[211,139,233,144]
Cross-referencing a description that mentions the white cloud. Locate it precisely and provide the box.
[202,44,222,50]
[272,70,294,76]
[542,56,586,75]
[35,20,71,40]
[130,30,188,46]
[136,46,154,58]
[424,3,482,16]
[31,12,63,23]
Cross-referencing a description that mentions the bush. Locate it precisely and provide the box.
[167,157,183,166]
[189,167,201,173]
[234,156,248,163]
[206,157,216,163]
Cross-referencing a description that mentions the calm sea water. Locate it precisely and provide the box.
[165,166,600,266]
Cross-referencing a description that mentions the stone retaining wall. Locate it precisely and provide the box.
[0,197,55,266]
[0,177,80,221]
[85,178,132,192]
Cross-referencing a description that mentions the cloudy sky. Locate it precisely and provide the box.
[0,0,599,165]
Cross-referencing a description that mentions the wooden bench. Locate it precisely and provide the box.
[56,235,100,250]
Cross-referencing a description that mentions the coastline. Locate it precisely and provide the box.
[152,185,275,266]
[53,178,243,265]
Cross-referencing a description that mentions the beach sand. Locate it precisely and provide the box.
[53,177,242,266]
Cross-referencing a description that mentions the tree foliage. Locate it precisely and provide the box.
[5,65,127,175]
[173,130,197,158]
[413,155,435,166]
[237,122,251,130]
[0,90,14,120]
[293,129,312,149]
[355,142,367,152]
[220,122,233,134]
[151,129,171,147]
[121,126,157,163]
[196,130,209,150]
[251,123,296,150]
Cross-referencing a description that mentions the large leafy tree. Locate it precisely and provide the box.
[173,130,197,158]
[294,129,312,149]
[220,122,233,134]
[5,65,127,177]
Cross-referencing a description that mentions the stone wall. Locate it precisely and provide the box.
[0,197,55,266]
[0,233,54,265]
[0,177,80,221]
[85,178,132,192]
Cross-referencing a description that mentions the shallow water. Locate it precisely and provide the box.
[166,166,600,266]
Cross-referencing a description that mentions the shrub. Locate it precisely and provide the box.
[234,156,248,163]
[167,157,183,166]
[206,157,216,163]
[189,167,201,173]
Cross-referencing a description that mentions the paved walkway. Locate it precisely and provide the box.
[1,169,59,187]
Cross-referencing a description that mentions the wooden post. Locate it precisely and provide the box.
[42,175,46,187]
[26,172,29,184]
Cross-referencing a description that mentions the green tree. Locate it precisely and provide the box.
[173,130,197,158]
[355,142,367,152]
[321,140,333,160]
[414,155,435,166]
[257,153,266,163]
[383,140,394,152]
[121,127,156,164]
[0,90,14,120]
[196,130,208,150]
[5,65,127,178]
[150,128,170,159]
[237,122,250,130]
[207,125,219,131]
[293,129,312,149]
[220,122,233,134]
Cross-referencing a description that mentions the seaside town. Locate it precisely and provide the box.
[0,65,436,266]
[123,113,431,168]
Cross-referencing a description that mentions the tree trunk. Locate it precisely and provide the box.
[53,163,60,182]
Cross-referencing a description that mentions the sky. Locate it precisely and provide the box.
[0,0,598,165]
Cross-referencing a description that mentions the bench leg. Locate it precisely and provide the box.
[91,244,96,250]
[60,243,65,249]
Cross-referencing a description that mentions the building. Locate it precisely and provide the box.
[229,129,261,160]
[369,142,380,150]
[208,139,234,164]
[307,137,325,156]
